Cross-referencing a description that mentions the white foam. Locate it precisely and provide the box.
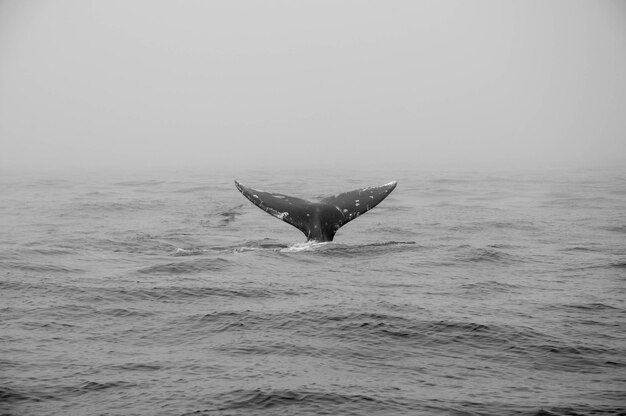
[280,241,331,253]
[174,247,207,256]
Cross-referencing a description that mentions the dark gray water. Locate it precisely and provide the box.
[1,168,625,416]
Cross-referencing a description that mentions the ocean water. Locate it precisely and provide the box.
[1,168,625,416]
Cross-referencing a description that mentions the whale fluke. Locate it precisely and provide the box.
[234,180,397,242]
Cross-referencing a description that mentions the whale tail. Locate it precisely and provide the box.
[234,180,397,242]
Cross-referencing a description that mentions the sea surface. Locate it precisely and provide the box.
[1,167,625,416]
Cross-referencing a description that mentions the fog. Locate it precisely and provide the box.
[1,0,625,174]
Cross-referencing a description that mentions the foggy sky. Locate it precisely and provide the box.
[1,0,625,174]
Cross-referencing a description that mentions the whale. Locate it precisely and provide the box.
[234,180,397,242]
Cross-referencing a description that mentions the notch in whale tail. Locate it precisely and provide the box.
[234,180,397,242]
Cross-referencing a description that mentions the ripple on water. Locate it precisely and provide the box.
[137,257,232,275]
[192,388,412,415]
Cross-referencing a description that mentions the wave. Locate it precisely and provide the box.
[93,285,277,303]
[64,380,137,395]
[192,239,289,253]
[210,388,408,413]
[0,247,77,257]
[201,309,620,374]
[18,320,78,330]
[280,241,332,253]
[0,261,83,274]
[450,220,538,232]
[533,406,626,416]
[0,280,36,291]
[216,204,245,226]
[71,200,166,214]
[183,393,625,416]
[137,257,231,274]
[370,225,421,237]
[200,311,415,340]
[173,243,287,255]
[93,235,180,254]
[99,307,155,318]
[112,179,165,187]
[108,363,163,371]
[172,247,207,256]
[459,280,522,293]
[234,240,289,252]
[172,184,215,194]
[453,246,521,264]
[562,246,601,252]
[0,380,137,403]
[281,241,420,257]
[200,310,534,350]
[563,261,626,271]
[0,386,40,403]
[560,302,620,312]
[174,240,418,257]
[603,224,626,233]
